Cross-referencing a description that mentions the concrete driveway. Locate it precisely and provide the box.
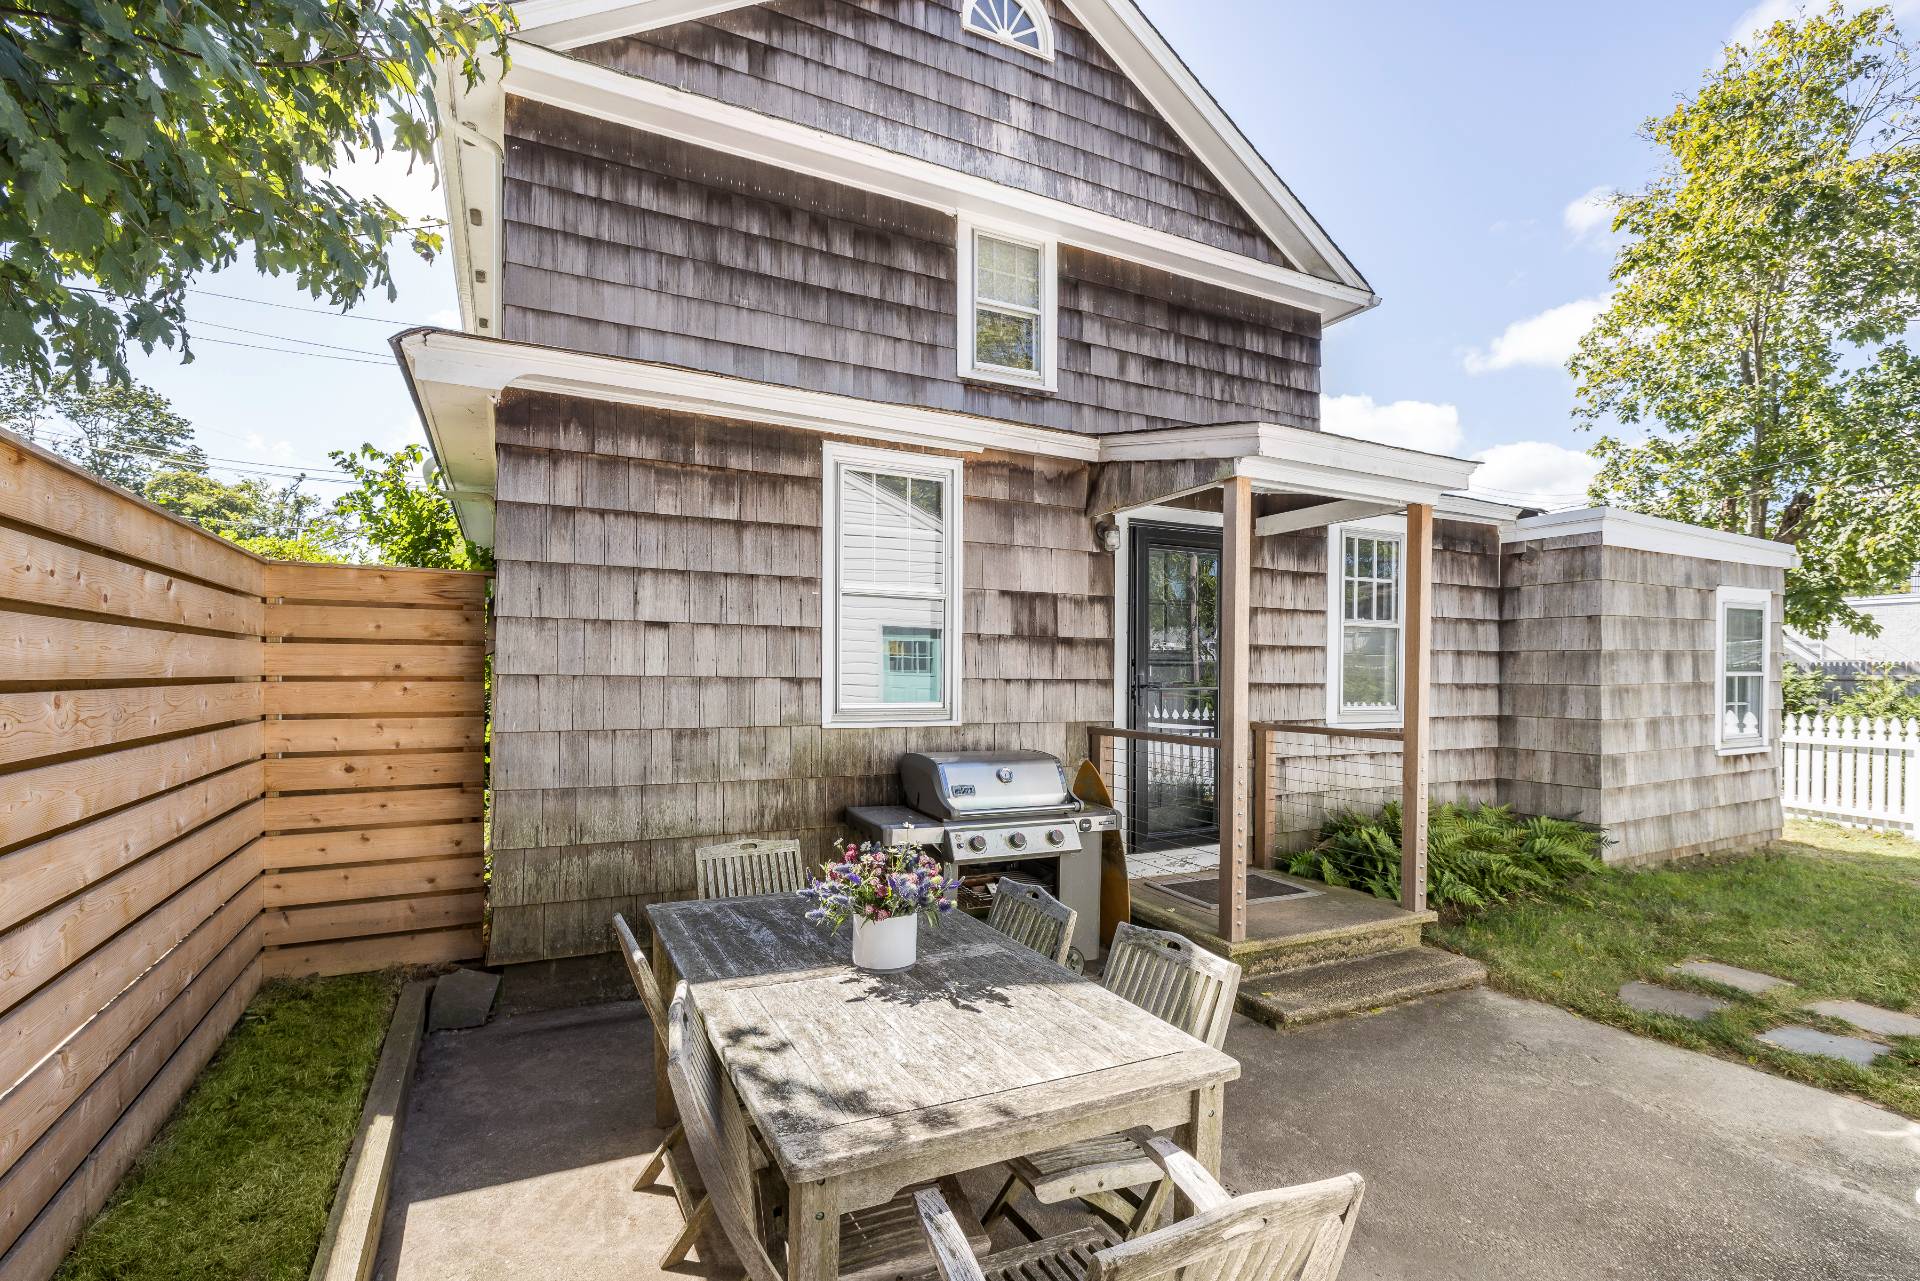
[375,987,1918,1281]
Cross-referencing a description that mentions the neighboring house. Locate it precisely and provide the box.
[393,0,1797,965]
[1785,571,1920,696]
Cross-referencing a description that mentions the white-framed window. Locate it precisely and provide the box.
[822,442,965,727]
[957,219,1058,391]
[1325,521,1405,725]
[1715,585,1771,754]
[961,0,1056,59]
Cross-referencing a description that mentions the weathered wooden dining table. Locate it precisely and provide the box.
[648,894,1241,1281]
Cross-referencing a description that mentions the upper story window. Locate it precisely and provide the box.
[1716,585,1771,754]
[822,442,965,727]
[963,0,1056,59]
[957,220,1058,391]
[1327,523,1404,725]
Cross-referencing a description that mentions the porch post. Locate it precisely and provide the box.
[1399,502,1433,913]
[1217,476,1253,942]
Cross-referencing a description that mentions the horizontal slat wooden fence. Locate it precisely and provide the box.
[0,434,489,1281]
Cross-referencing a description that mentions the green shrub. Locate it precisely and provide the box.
[1286,801,1607,910]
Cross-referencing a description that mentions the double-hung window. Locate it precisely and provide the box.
[958,220,1057,390]
[1327,524,1404,724]
[1716,586,1771,753]
[822,443,964,726]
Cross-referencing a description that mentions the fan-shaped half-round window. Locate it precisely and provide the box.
[964,0,1055,59]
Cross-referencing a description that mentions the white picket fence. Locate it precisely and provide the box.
[1781,714,1920,831]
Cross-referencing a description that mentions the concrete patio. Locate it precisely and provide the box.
[374,987,1919,1281]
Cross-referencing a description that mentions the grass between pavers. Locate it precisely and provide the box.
[55,973,400,1281]
[1431,820,1920,1119]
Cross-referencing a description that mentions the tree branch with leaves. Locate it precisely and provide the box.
[1571,3,1920,637]
[0,1,512,391]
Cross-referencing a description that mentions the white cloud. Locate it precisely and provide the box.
[427,307,462,330]
[1562,186,1616,247]
[1463,296,1608,375]
[1730,0,1920,45]
[1321,394,1464,455]
[1468,441,1600,510]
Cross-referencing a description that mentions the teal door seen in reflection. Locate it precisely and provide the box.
[882,627,942,703]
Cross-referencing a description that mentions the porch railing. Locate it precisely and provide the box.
[1089,721,1407,869]
[1251,723,1405,867]
[1087,725,1224,856]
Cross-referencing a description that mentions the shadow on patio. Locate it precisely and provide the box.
[375,989,1919,1281]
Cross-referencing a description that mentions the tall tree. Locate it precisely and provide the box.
[0,370,202,490]
[1571,3,1920,636]
[0,2,511,390]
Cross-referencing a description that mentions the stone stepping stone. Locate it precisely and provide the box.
[1756,1025,1886,1067]
[428,967,500,1032]
[1669,961,1793,996]
[1618,981,1730,1021]
[1806,1000,1920,1039]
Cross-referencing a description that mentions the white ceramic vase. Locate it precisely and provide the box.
[851,913,918,972]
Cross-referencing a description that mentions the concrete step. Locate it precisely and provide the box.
[1237,947,1487,1028]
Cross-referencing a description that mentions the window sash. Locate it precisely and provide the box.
[826,447,961,725]
[964,226,1051,384]
[1336,530,1403,719]
[1719,601,1768,746]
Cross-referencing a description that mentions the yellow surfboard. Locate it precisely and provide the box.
[1071,757,1130,949]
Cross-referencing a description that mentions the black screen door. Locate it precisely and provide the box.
[1127,523,1221,853]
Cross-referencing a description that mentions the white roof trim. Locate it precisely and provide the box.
[494,43,1375,322]
[1503,506,1799,569]
[396,334,1521,541]
[506,0,1370,295]
[1103,420,1480,500]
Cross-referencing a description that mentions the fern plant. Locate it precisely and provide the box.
[1285,801,1607,911]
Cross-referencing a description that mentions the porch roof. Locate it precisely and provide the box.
[1087,423,1523,524]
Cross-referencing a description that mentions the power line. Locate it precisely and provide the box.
[67,282,439,328]
[188,335,393,366]
[19,425,355,482]
[184,318,391,358]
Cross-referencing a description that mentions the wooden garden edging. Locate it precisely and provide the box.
[0,433,489,1280]
[307,979,432,1281]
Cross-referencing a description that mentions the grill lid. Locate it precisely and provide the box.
[898,750,1073,820]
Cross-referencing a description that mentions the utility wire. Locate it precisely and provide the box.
[190,336,393,366]
[20,426,355,482]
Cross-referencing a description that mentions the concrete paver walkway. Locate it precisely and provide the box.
[376,988,1920,1281]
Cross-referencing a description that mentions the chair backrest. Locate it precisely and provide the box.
[611,914,669,1044]
[1101,923,1242,1049]
[664,983,785,1281]
[696,839,809,899]
[1087,1174,1365,1281]
[986,878,1077,966]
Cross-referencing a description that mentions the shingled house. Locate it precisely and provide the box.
[392,0,1796,966]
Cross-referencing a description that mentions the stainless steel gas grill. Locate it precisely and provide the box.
[845,750,1118,961]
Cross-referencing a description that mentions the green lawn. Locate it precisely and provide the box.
[56,973,399,1281]
[1432,820,1920,1119]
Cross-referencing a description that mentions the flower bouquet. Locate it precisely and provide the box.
[801,840,958,971]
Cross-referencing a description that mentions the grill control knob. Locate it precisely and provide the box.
[1046,828,1065,846]
[966,835,988,853]
[1007,832,1028,850]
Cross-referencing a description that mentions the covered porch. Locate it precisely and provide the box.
[1080,422,1517,962]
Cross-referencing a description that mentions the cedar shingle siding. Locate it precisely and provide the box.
[487,393,1113,961]
[576,0,1286,263]
[1498,534,1785,863]
[502,101,1322,435]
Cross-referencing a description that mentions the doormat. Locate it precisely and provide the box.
[1150,870,1318,908]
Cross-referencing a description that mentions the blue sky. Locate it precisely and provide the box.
[117,0,1897,509]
